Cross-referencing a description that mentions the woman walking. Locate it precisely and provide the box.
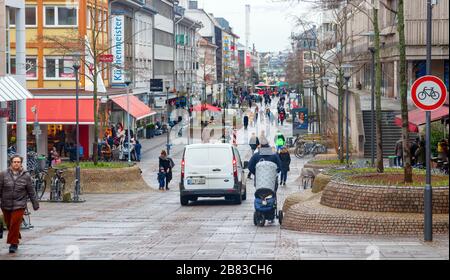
[0,155,40,253]
[158,150,174,190]
[279,147,291,186]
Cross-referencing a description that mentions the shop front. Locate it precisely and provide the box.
[7,98,96,159]
[109,95,156,139]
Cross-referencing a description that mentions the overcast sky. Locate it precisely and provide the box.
[197,0,315,53]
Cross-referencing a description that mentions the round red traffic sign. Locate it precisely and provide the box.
[411,75,448,111]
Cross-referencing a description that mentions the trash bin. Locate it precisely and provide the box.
[37,156,47,171]
[388,156,396,167]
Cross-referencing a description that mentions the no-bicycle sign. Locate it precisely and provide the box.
[411,75,448,111]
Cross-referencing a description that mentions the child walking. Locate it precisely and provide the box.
[157,167,166,191]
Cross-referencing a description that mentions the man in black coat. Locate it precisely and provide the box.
[243,115,249,130]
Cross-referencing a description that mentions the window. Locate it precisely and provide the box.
[8,6,36,26]
[9,57,38,79]
[45,6,78,26]
[87,8,91,28]
[58,7,77,25]
[155,30,174,47]
[45,57,75,79]
[45,7,55,25]
[26,6,37,26]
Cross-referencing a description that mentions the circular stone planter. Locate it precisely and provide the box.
[321,179,449,214]
[47,165,151,194]
[311,173,332,193]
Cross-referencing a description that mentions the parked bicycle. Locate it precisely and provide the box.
[31,168,48,200]
[50,168,66,201]
[295,140,327,159]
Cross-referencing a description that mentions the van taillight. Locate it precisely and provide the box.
[181,159,185,179]
[232,158,238,178]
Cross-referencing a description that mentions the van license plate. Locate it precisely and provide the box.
[188,178,206,185]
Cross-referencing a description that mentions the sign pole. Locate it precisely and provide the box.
[424,0,432,242]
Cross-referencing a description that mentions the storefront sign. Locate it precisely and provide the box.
[111,15,125,84]
[99,54,114,63]
[150,79,163,92]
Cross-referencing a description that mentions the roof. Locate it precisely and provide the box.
[24,98,96,124]
[0,75,33,102]
[110,95,156,120]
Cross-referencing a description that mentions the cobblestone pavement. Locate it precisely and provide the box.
[1,99,448,260]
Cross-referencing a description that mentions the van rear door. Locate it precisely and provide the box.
[184,147,210,190]
[207,147,235,190]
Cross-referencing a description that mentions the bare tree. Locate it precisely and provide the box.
[39,1,147,164]
[397,0,412,183]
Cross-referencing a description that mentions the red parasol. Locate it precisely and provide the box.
[192,103,222,112]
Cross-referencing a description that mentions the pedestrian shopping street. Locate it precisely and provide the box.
[0,99,448,260]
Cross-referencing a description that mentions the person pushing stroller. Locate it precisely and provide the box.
[248,137,283,226]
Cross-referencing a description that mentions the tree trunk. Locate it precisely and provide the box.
[398,0,412,182]
[374,8,384,173]
[92,11,98,165]
[338,70,344,163]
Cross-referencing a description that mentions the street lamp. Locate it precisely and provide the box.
[187,82,191,144]
[125,77,132,165]
[321,77,329,137]
[342,64,353,168]
[361,31,376,167]
[72,53,82,202]
[166,82,171,155]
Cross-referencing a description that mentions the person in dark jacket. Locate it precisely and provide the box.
[134,140,142,162]
[278,147,291,186]
[159,150,173,190]
[248,137,282,188]
[415,141,426,167]
[0,155,39,253]
[243,115,249,130]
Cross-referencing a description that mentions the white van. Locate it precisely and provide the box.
[179,143,247,206]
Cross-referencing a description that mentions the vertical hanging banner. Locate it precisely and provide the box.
[111,15,125,85]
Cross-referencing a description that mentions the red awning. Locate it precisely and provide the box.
[394,106,449,132]
[26,98,95,124]
[111,95,155,120]
[192,103,221,112]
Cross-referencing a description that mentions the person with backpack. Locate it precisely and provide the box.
[274,131,286,153]
[159,150,174,190]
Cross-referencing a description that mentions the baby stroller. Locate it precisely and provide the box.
[253,159,283,227]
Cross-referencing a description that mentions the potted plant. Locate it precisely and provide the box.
[146,123,155,139]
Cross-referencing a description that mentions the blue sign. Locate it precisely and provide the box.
[292,108,308,135]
